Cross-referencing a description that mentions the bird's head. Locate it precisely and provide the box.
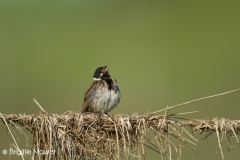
[93,66,110,81]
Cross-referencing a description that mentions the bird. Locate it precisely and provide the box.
[81,66,121,113]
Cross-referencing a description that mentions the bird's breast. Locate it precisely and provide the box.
[93,80,120,113]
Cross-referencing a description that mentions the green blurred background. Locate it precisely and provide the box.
[1,0,240,159]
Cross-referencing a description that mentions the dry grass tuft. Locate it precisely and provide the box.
[1,88,240,159]
[1,112,240,159]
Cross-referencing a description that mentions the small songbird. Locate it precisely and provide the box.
[81,66,121,113]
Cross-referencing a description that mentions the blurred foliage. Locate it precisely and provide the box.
[0,0,240,159]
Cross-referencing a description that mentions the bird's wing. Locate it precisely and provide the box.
[81,81,99,113]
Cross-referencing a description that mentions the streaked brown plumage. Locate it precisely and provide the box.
[81,66,121,113]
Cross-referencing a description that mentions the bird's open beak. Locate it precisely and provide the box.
[102,66,108,73]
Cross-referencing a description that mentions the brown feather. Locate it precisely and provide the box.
[81,80,108,113]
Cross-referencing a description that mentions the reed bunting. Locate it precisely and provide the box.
[81,66,121,113]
